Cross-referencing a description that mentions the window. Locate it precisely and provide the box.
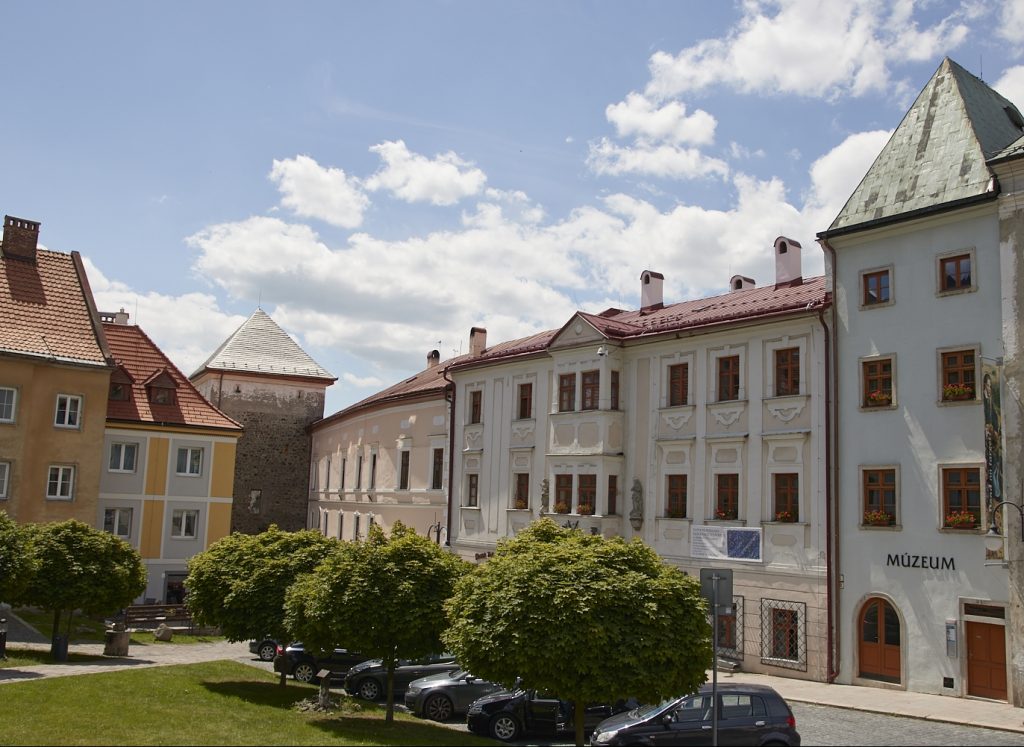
[715,474,739,520]
[610,370,619,410]
[108,382,129,401]
[337,513,344,539]
[340,458,347,491]
[175,447,203,476]
[775,348,800,396]
[465,474,479,507]
[668,363,688,407]
[862,468,897,526]
[104,507,133,538]
[0,386,16,422]
[399,451,410,490]
[431,448,444,490]
[717,608,737,650]
[760,599,806,669]
[469,390,482,424]
[773,473,799,522]
[942,467,981,528]
[518,382,533,419]
[47,465,75,500]
[324,456,331,492]
[356,455,364,489]
[666,474,687,518]
[862,357,893,407]
[171,508,199,538]
[514,473,530,509]
[149,387,174,405]
[54,394,82,428]
[940,349,976,401]
[369,453,377,490]
[771,608,799,660]
[558,374,576,412]
[555,474,573,513]
[862,269,891,306]
[578,474,596,514]
[354,513,361,540]
[940,253,972,292]
[109,442,138,473]
[581,371,599,411]
[0,461,9,499]
[607,475,618,515]
[718,356,740,401]
[714,596,744,659]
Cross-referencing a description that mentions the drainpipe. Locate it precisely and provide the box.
[819,238,840,684]
[441,364,456,548]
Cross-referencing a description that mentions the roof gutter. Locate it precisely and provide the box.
[817,190,997,241]
[441,362,456,548]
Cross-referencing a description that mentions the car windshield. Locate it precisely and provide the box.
[451,669,467,679]
[632,697,680,720]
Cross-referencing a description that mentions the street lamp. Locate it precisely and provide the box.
[984,485,1024,553]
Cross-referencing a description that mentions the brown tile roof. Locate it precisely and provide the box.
[103,322,242,432]
[0,249,109,367]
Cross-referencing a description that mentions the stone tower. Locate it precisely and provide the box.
[190,309,336,533]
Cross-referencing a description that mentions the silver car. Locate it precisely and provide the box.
[404,669,507,722]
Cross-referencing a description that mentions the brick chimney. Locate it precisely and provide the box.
[774,236,803,287]
[426,349,440,368]
[469,327,487,357]
[2,215,40,262]
[640,270,664,311]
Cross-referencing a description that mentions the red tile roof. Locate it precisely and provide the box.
[0,249,109,366]
[103,322,242,432]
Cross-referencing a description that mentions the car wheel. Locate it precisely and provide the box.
[423,693,454,721]
[356,678,382,700]
[293,662,316,684]
[257,641,277,662]
[490,713,521,742]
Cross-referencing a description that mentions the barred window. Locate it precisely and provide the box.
[760,598,807,671]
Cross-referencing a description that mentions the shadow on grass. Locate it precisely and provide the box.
[0,649,110,667]
[202,679,320,710]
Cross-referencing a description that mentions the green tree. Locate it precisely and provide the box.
[444,518,712,747]
[285,521,469,722]
[0,511,32,604]
[14,519,146,658]
[185,525,336,684]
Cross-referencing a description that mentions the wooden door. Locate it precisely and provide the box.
[859,598,901,683]
[967,621,1007,700]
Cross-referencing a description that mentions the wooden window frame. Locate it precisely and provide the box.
[555,474,573,512]
[465,474,479,507]
[715,473,739,520]
[558,374,576,412]
[938,251,973,293]
[941,466,981,528]
[514,473,530,509]
[773,473,799,521]
[469,390,482,424]
[861,467,897,526]
[607,474,618,516]
[517,382,533,420]
[666,474,687,518]
[939,347,977,402]
[717,355,740,402]
[861,268,892,307]
[399,451,410,490]
[774,348,800,397]
[668,363,688,407]
[610,370,620,410]
[577,474,596,514]
[581,370,599,411]
[861,356,894,408]
[430,448,444,490]
[771,608,800,660]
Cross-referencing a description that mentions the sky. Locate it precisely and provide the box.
[3,0,1024,416]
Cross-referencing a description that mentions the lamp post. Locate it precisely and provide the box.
[984,485,1024,554]
[0,617,7,660]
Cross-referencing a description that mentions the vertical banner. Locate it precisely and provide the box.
[983,360,1005,561]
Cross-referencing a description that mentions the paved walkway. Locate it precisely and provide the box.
[1,606,1022,735]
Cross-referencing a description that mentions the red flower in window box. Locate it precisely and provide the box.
[942,383,974,401]
[865,390,892,407]
[577,503,594,516]
[774,510,795,523]
[554,502,570,514]
[715,508,736,521]
[944,509,977,529]
[513,497,529,510]
[863,510,893,526]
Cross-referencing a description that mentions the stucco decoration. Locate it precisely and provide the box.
[511,422,535,439]
[767,399,806,423]
[630,478,643,531]
[711,405,744,427]
[663,410,693,430]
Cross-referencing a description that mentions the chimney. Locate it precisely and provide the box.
[774,236,802,287]
[469,327,487,357]
[2,215,40,262]
[640,270,664,310]
[114,308,130,325]
[730,275,756,292]
[426,349,440,368]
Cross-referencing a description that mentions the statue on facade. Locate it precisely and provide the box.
[540,478,550,513]
[629,478,643,531]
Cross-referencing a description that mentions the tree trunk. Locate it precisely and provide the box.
[318,673,332,708]
[574,700,585,747]
[51,609,60,646]
[385,657,396,723]
[273,654,287,687]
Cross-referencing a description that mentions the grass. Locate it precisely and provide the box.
[0,649,109,668]
[11,607,224,645]
[0,660,493,746]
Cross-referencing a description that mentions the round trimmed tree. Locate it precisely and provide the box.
[0,511,32,604]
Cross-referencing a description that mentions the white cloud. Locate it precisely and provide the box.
[645,0,968,100]
[729,142,766,160]
[995,65,1024,110]
[605,92,717,145]
[269,155,368,229]
[998,0,1024,48]
[801,129,892,229]
[587,138,729,179]
[341,372,386,389]
[364,140,487,205]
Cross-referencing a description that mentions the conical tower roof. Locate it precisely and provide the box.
[192,308,335,381]
[826,58,1024,234]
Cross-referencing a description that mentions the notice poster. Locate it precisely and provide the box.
[983,360,1005,562]
[691,524,762,562]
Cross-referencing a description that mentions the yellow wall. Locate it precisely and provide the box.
[206,501,232,546]
[210,441,236,498]
[145,437,168,496]
[140,499,164,559]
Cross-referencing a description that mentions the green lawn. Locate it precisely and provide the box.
[11,607,224,645]
[0,660,493,746]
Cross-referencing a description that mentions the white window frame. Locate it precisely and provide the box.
[661,353,695,409]
[108,442,139,473]
[175,447,203,477]
[709,346,746,402]
[0,386,16,424]
[765,336,808,398]
[170,508,199,539]
[0,460,9,499]
[46,464,75,500]
[54,393,82,429]
[104,507,133,538]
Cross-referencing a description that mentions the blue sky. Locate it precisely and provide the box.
[3,1,1023,415]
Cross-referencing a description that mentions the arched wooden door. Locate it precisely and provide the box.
[859,598,901,683]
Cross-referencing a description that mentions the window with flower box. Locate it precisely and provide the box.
[581,371,599,411]
[775,348,800,396]
[718,356,740,401]
[862,468,897,526]
[940,348,976,402]
[555,474,572,513]
[862,357,893,408]
[514,473,530,509]
[578,474,596,514]
[666,474,687,518]
[942,467,980,529]
[715,473,739,520]
[773,473,798,522]
[668,363,688,407]
[558,374,575,412]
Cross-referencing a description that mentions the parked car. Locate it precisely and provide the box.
[273,642,368,684]
[466,688,633,742]
[249,637,279,662]
[344,653,458,701]
[588,683,800,746]
[404,669,507,721]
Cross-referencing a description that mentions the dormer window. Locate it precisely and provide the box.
[144,368,179,406]
[149,387,175,405]
[109,383,129,401]
[109,365,134,402]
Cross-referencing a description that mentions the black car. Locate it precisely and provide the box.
[404,669,507,721]
[273,642,368,684]
[466,688,632,742]
[588,683,800,746]
[249,637,279,662]
[344,653,458,701]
